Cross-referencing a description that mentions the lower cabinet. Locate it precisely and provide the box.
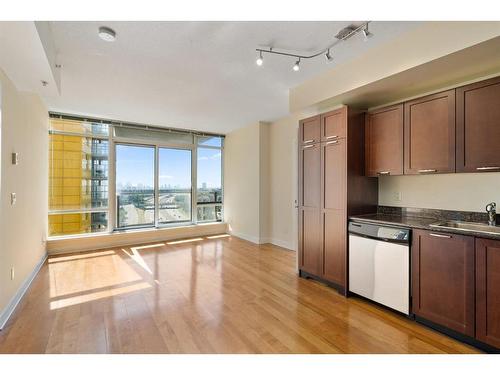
[476,238,500,348]
[412,230,500,350]
[322,209,346,286]
[411,229,475,336]
[299,207,321,276]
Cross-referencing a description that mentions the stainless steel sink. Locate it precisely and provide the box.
[430,220,500,235]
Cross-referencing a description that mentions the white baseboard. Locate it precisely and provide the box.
[229,230,261,244]
[229,231,296,251]
[0,252,47,330]
[267,238,296,251]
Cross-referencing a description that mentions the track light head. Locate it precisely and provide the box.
[362,26,373,41]
[292,58,301,72]
[325,49,333,62]
[256,51,264,66]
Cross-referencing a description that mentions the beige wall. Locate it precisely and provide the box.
[224,122,261,243]
[224,121,275,244]
[0,69,48,321]
[379,173,500,212]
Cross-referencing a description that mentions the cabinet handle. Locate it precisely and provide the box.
[476,166,500,171]
[303,144,315,149]
[429,233,452,239]
[326,135,339,140]
[377,171,390,175]
[325,140,339,146]
[418,169,437,174]
[303,139,314,144]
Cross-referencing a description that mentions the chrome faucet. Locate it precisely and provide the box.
[486,202,497,226]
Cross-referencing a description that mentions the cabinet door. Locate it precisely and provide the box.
[298,139,321,277]
[404,90,456,175]
[412,230,475,336]
[322,209,346,287]
[476,238,500,348]
[320,107,346,142]
[299,115,321,145]
[320,138,347,287]
[457,76,500,173]
[322,138,346,211]
[299,208,321,275]
[299,143,320,208]
[365,104,404,176]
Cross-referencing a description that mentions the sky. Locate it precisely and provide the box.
[115,145,221,190]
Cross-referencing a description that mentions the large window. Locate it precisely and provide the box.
[197,138,223,222]
[48,118,109,237]
[116,145,155,228]
[158,148,192,224]
[48,115,223,237]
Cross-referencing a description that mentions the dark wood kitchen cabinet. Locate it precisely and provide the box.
[298,106,378,294]
[299,115,320,145]
[412,229,475,336]
[365,104,404,176]
[456,76,500,173]
[320,108,346,141]
[298,142,321,275]
[299,207,321,275]
[321,138,346,285]
[476,238,500,348]
[404,90,456,175]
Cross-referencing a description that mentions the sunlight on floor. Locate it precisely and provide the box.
[166,237,204,245]
[48,250,116,263]
[206,234,231,239]
[131,243,165,251]
[121,248,153,274]
[50,281,152,310]
[48,250,143,298]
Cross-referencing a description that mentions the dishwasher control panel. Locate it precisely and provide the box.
[349,222,410,244]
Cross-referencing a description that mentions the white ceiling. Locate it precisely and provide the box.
[42,21,421,134]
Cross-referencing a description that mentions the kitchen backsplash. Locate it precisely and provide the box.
[378,173,500,212]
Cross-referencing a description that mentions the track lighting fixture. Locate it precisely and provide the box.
[362,24,373,41]
[256,51,263,66]
[254,21,372,71]
[325,49,333,62]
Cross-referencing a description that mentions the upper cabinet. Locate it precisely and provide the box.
[365,75,500,177]
[299,115,321,145]
[456,76,500,173]
[404,90,456,175]
[365,104,404,177]
[320,108,346,141]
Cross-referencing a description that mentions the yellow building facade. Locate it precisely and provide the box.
[48,118,107,236]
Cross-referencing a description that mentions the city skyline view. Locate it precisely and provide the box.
[115,145,222,190]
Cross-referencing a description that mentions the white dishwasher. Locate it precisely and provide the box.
[348,221,410,315]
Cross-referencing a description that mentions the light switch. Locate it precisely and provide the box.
[11,193,16,205]
[12,152,19,165]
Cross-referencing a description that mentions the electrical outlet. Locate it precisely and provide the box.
[10,267,15,280]
[393,191,402,202]
[11,152,19,165]
[11,192,16,205]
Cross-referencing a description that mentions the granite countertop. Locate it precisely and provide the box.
[349,207,500,240]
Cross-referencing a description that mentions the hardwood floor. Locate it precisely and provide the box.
[0,235,480,353]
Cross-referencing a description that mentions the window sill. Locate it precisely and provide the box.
[46,221,228,255]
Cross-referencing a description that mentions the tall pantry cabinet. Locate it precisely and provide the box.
[298,106,378,294]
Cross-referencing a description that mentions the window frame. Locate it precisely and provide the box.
[195,142,224,223]
[48,114,224,238]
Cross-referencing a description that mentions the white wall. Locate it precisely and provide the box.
[0,69,48,322]
[379,173,500,212]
